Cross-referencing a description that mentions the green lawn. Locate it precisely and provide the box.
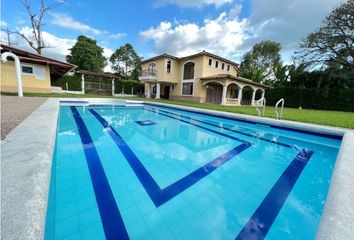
[2,92,354,129]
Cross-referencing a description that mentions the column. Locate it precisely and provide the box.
[221,85,227,105]
[251,89,256,106]
[146,83,151,98]
[261,90,265,99]
[111,79,115,96]
[155,82,161,99]
[237,87,243,105]
[81,74,85,94]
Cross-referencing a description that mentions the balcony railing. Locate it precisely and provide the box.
[140,69,157,76]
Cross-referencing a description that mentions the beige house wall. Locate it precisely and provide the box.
[1,61,51,93]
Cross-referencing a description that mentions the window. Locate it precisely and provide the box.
[148,63,156,75]
[21,66,33,74]
[227,65,230,71]
[171,84,175,91]
[182,82,193,95]
[221,63,225,70]
[166,59,172,73]
[183,62,195,80]
[208,58,213,66]
[215,61,219,68]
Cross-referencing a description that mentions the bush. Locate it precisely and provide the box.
[51,75,82,91]
[266,87,354,111]
[115,79,144,95]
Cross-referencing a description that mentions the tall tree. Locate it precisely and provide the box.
[109,43,141,79]
[295,0,354,69]
[17,0,61,55]
[66,35,106,72]
[239,40,282,82]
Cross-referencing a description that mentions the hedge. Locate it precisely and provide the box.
[265,87,354,112]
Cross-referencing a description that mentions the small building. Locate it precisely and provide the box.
[139,51,270,105]
[1,44,76,93]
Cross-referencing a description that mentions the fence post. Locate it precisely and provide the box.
[112,79,115,96]
[81,74,85,94]
[131,86,134,96]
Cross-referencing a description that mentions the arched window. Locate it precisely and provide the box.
[183,62,195,80]
[148,63,156,75]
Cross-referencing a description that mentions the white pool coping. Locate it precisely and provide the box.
[1,97,353,239]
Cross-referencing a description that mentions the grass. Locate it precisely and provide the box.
[2,92,354,129]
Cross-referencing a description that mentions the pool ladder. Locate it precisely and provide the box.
[275,98,284,120]
[255,97,266,117]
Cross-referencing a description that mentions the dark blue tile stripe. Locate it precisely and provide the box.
[70,107,129,240]
[145,108,246,144]
[235,149,314,240]
[157,142,251,206]
[89,109,251,207]
[146,107,298,150]
[144,103,343,140]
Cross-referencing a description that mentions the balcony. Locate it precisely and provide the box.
[139,69,158,81]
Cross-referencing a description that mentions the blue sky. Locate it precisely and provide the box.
[1,0,344,69]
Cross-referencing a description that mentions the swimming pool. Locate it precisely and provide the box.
[45,103,342,240]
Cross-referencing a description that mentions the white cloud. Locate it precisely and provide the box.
[50,12,102,35]
[154,0,232,8]
[141,0,346,62]
[140,12,247,58]
[107,33,127,40]
[1,20,8,27]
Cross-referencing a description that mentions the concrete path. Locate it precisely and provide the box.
[1,96,47,139]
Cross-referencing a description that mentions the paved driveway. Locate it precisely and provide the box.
[1,95,47,139]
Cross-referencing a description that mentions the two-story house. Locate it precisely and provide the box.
[139,51,269,105]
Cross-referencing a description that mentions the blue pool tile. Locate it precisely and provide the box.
[55,201,78,222]
[76,195,97,213]
[176,216,212,240]
[143,210,165,232]
[80,222,106,240]
[125,216,150,239]
[78,207,101,230]
[150,223,176,240]
[115,193,136,211]
[121,205,142,224]
[163,212,188,236]
[136,198,156,216]
[55,215,79,240]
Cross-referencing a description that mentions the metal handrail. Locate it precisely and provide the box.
[275,98,284,120]
[255,97,266,117]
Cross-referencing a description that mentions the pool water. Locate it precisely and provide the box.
[45,104,341,240]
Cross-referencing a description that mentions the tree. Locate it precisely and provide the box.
[109,44,141,79]
[239,40,282,82]
[295,0,354,69]
[66,35,106,72]
[17,0,61,55]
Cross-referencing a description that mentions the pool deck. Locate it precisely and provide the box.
[1,97,353,239]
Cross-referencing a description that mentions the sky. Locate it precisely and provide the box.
[1,0,345,71]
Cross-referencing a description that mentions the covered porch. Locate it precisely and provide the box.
[200,75,269,106]
[144,81,176,99]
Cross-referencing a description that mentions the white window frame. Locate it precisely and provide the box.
[180,61,195,96]
[227,64,230,71]
[215,60,219,68]
[21,64,34,75]
[221,62,225,70]
[171,84,175,91]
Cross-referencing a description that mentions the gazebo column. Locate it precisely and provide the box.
[155,82,161,99]
[221,85,227,105]
[81,74,85,94]
[251,89,256,106]
[111,79,115,96]
[237,87,243,105]
[146,83,151,98]
[261,90,265,99]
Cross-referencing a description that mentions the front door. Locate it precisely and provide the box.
[205,84,223,104]
[163,86,170,99]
